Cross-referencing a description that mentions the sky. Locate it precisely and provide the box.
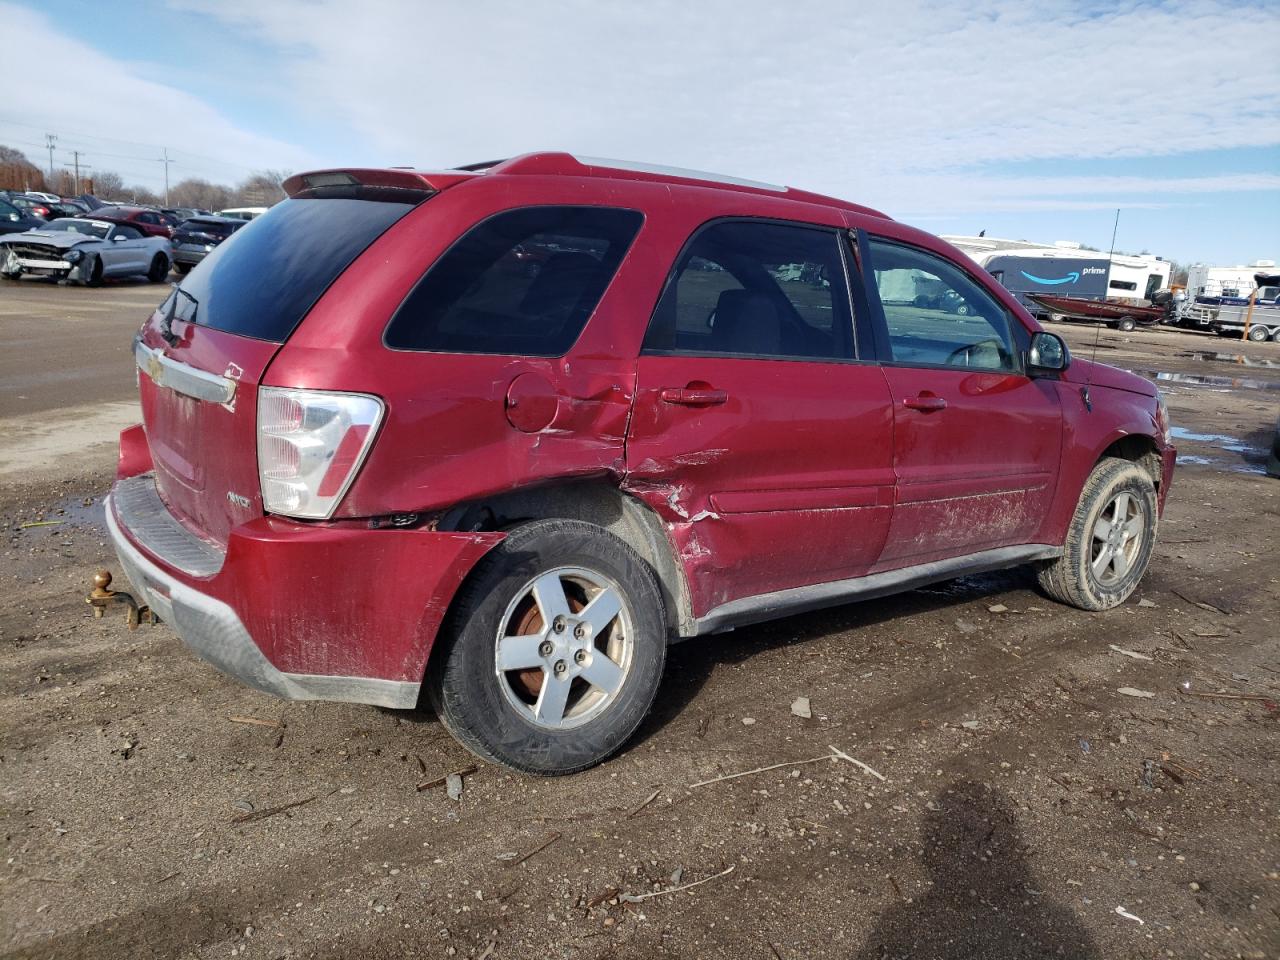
[3,0,1277,265]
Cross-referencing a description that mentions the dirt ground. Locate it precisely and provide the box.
[1,280,1277,959]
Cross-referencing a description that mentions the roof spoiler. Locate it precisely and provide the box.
[282,168,473,202]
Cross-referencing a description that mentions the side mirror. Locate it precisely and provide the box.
[114,234,128,242]
[1028,331,1070,373]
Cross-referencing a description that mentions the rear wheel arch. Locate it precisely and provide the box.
[432,480,693,638]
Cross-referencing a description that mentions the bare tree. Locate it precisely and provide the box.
[90,170,125,199]
[231,169,290,207]
[0,145,47,192]
[170,178,231,212]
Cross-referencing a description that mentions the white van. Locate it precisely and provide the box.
[216,207,269,221]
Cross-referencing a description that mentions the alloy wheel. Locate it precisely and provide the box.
[494,566,633,729]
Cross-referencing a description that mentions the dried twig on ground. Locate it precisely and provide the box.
[1178,689,1275,704]
[416,764,477,792]
[504,832,560,869]
[228,716,278,728]
[619,865,735,902]
[624,789,661,819]
[828,744,887,782]
[586,886,620,908]
[231,795,315,824]
[1170,589,1230,615]
[1108,644,1153,661]
[689,755,834,789]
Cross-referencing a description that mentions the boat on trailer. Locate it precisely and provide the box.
[1024,293,1166,332]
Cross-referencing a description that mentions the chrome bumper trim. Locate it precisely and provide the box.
[105,495,421,710]
[135,337,236,405]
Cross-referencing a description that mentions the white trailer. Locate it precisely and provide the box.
[1185,261,1277,299]
[941,236,1170,315]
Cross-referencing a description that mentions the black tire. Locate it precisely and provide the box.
[1037,458,1158,611]
[0,270,18,282]
[172,261,191,275]
[426,519,668,775]
[1117,316,1137,332]
[147,254,169,283]
[1246,324,1270,342]
[84,256,103,287]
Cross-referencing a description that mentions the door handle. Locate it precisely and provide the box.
[902,394,947,412]
[660,387,728,407]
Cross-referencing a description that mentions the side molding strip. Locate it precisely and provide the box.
[693,544,1062,636]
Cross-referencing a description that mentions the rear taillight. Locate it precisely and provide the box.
[256,387,383,519]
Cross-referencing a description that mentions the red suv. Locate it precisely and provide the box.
[106,154,1176,774]
[83,205,174,239]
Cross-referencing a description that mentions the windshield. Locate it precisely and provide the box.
[40,219,110,239]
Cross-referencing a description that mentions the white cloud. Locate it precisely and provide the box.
[0,2,313,189]
[170,0,1279,216]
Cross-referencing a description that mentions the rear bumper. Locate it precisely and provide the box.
[105,473,503,708]
[172,247,210,266]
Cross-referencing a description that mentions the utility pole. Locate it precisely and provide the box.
[71,150,84,195]
[160,148,172,206]
[44,133,57,181]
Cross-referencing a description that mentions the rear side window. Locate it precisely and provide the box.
[643,219,854,361]
[177,198,416,342]
[385,206,643,356]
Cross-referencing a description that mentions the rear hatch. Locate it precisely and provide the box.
[172,218,239,249]
[136,183,427,547]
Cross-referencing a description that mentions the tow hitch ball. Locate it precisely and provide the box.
[85,570,156,628]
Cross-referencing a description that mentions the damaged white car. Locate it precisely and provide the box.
[0,218,171,285]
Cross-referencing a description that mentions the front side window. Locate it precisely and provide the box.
[644,219,853,360]
[385,206,643,356]
[867,239,1017,371]
[1109,279,1137,292]
[111,225,143,240]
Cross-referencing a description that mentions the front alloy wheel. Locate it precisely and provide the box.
[1089,491,1145,586]
[1037,457,1158,610]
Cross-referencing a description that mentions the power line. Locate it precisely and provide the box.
[0,116,263,174]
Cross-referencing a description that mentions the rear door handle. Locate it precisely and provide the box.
[660,387,728,407]
[902,394,947,412]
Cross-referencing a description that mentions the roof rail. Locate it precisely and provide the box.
[479,152,786,192]
[463,152,889,219]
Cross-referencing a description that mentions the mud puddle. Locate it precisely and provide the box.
[1180,350,1280,368]
[1170,426,1268,475]
[8,492,106,532]
[1121,368,1280,392]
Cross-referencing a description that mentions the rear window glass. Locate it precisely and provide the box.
[384,206,643,355]
[176,197,415,342]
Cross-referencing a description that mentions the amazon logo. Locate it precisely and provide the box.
[1021,270,1080,285]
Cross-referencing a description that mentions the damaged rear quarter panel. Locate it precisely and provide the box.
[269,176,679,518]
[219,518,504,681]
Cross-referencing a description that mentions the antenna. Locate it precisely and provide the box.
[1081,208,1120,412]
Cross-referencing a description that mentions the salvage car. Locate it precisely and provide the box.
[104,154,1176,775]
[170,215,245,273]
[83,204,175,238]
[0,195,47,235]
[0,217,171,284]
